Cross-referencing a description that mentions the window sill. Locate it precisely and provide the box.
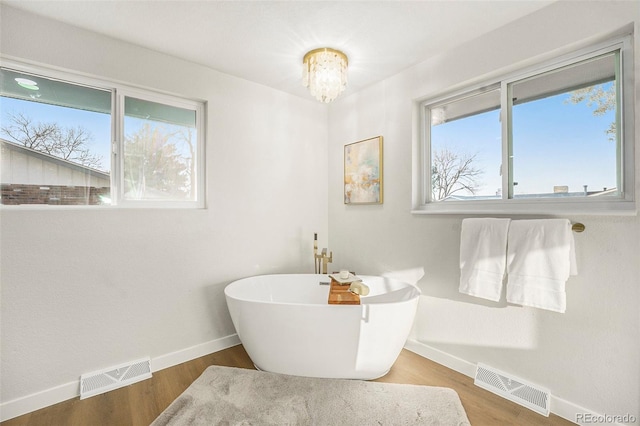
[0,202,205,210]
[411,198,637,216]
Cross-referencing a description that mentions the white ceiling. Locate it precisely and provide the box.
[3,0,556,102]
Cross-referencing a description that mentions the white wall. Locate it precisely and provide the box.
[328,1,639,421]
[0,4,328,414]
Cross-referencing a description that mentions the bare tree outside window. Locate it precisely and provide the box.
[1,111,105,171]
[565,82,616,142]
[431,148,483,200]
[123,123,194,200]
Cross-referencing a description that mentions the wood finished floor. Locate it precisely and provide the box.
[2,344,575,426]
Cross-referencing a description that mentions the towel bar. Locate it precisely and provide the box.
[571,223,585,233]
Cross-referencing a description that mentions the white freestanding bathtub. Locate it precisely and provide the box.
[224,274,421,380]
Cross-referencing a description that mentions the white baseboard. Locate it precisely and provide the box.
[151,334,241,373]
[404,338,477,378]
[404,339,622,426]
[0,380,80,424]
[0,334,241,422]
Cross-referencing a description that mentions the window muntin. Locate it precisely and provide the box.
[419,38,632,213]
[0,65,205,208]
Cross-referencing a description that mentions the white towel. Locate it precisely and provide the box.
[506,219,577,313]
[459,218,511,301]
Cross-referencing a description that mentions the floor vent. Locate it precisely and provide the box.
[474,363,550,416]
[80,357,152,399]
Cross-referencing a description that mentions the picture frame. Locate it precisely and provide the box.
[344,136,383,204]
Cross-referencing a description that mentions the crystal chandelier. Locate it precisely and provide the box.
[302,48,348,103]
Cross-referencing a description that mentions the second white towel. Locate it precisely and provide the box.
[506,219,577,313]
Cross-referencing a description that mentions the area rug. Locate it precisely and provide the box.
[151,365,471,425]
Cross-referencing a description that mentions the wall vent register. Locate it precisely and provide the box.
[80,357,152,399]
[474,363,550,416]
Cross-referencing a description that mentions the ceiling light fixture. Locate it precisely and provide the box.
[302,48,348,103]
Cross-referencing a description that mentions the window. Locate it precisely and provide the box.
[416,36,634,214]
[1,70,112,205]
[0,63,204,207]
[430,87,501,201]
[121,93,201,204]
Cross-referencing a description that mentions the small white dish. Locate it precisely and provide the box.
[329,273,360,284]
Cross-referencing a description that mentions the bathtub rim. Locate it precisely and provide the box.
[224,273,421,307]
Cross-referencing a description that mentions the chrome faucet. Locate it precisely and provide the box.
[313,233,332,274]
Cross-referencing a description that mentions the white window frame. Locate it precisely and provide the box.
[412,35,635,215]
[0,59,206,209]
[114,87,205,208]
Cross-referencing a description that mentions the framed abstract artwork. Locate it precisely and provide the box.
[344,136,383,204]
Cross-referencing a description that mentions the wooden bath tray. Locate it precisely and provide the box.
[328,279,360,305]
